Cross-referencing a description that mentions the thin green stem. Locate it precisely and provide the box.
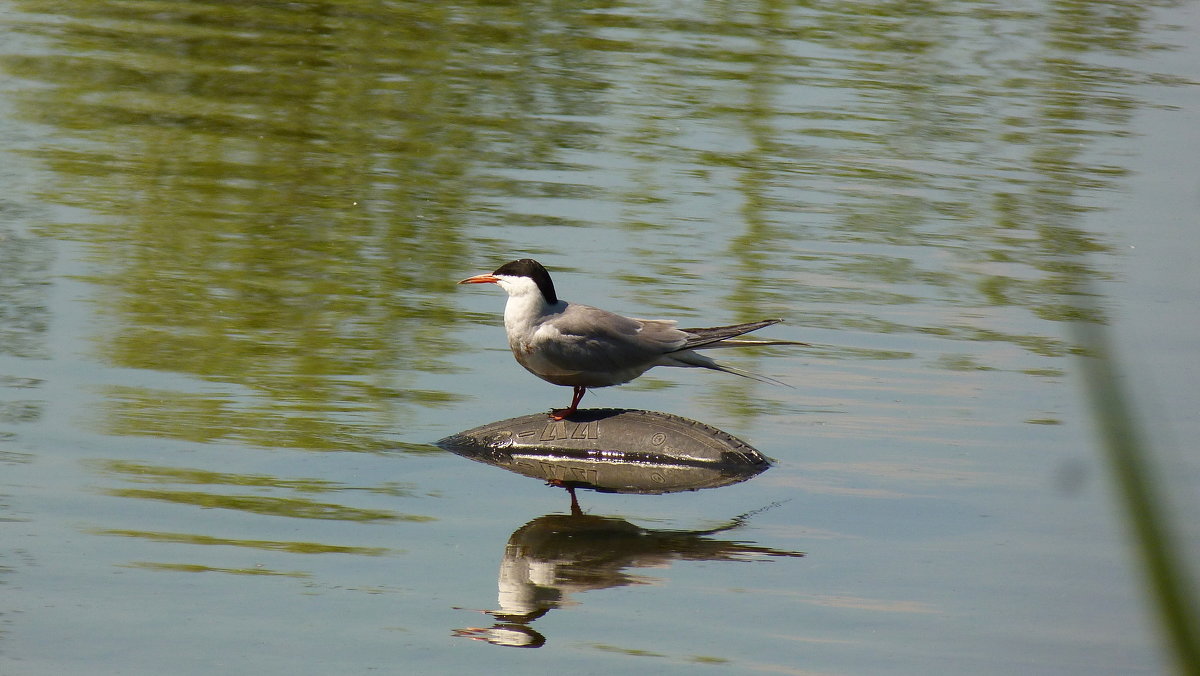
[1073,320,1200,674]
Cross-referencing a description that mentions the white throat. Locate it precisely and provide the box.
[497,275,555,334]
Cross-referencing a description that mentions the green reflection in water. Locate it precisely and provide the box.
[4,0,613,448]
[106,488,418,522]
[609,3,1144,310]
[94,530,392,556]
[95,460,433,522]
[590,643,669,659]
[3,0,1164,441]
[123,562,311,578]
[94,386,423,449]
[97,460,416,496]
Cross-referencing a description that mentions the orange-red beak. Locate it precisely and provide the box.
[458,274,500,285]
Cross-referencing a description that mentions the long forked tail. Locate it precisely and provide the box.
[678,319,809,351]
[671,319,807,387]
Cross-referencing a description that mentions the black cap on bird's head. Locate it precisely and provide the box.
[458,258,559,304]
[492,259,558,304]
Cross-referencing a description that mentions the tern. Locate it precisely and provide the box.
[459,259,806,420]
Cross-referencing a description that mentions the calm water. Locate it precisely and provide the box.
[1,1,1197,673]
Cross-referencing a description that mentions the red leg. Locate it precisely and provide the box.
[550,386,586,420]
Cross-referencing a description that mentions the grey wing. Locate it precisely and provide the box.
[535,304,688,372]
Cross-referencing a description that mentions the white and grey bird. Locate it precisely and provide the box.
[459,259,806,420]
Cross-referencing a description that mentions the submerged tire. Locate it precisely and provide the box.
[435,408,772,494]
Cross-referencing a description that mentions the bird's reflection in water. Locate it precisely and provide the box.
[453,502,804,647]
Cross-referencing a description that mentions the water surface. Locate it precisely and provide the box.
[1,1,1197,673]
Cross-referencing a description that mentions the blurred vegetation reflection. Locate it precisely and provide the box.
[93,459,432,522]
[3,0,615,448]
[2,0,1178,446]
